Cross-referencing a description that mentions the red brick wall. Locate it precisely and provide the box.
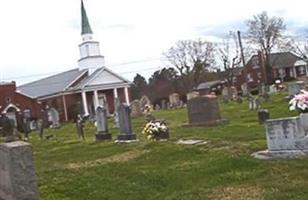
[0,82,42,119]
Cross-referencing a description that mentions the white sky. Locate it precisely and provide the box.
[0,0,307,85]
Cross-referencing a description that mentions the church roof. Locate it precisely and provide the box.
[81,0,93,35]
[18,69,88,99]
[67,67,131,91]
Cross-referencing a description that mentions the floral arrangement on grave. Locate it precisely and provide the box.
[142,120,169,140]
[289,90,308,113]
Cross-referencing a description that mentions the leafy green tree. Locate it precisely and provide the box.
[131,73,148,100]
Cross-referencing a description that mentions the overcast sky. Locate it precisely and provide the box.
[0,0,307,85]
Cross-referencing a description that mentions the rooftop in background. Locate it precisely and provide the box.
[0,81,15,86]
[18,69,87,99]
[247,52,305,68]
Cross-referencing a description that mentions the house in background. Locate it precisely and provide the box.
[195,80,225,95]
[17,1,131,122]
[234,52,307,89]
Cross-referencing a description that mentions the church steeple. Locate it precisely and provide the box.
[81,0,93,35]
[78,0,105,74]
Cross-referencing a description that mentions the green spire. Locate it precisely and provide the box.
[81,0,93,35]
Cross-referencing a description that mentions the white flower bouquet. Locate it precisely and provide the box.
[142,121,169,140]
[289,90,308,113]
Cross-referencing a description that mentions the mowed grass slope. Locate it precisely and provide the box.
[28,93,308,200]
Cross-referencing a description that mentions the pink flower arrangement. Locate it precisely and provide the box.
[289,90,308,113]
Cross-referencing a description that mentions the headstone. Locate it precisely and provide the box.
[258,109,270,124]
[241,83,248,96]
[236,96,243,104]
[116,104,137,141]
[140,96,152,113]
[37,119,44,139]
[0,115,14,141]
[95,106,111,141]
[230,86,238,100]
[249,96,261,110]
[252,115,308,159]
[49,108,60,128]
[186,96,226,126]
[255,96,262,110]
[76,114,85,140]
[269,84,277,94]
[248,96,255,110]
[287,81,305,96]
[154,104,161,110]
[145,113,156,122]
[161,99,167,110]
[114,98,121,128]
[130,100,143,118]
[169,93,180,108]
[222,87,230,103]
[0,141,40,200]
[186,91,200,101]
[266,117,304,151]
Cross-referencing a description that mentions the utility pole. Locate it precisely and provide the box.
[237,30,249,95]
[237,31,246,76]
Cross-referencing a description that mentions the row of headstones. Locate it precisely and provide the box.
[131,94,186,118]
[95,103,136,142]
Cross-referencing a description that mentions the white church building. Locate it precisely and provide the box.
[18,0,131,121]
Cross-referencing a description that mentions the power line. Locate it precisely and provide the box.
[1,57,162,81]
[10,66,162,89]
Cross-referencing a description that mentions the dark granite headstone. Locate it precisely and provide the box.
[95,106,111,141]
[258,109,270,124]
[186,96,225,126]
[117,104,137,141]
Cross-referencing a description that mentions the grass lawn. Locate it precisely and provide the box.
[7,93,308,199]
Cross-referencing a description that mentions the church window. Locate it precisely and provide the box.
[85,44,90,56]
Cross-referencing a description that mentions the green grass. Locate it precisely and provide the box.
[6,93,308,199]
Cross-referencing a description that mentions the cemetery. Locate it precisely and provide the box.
[2,91,308,199]
[3,1,308,199]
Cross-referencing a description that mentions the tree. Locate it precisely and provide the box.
[246,11,286,84]
[163,39,216,92]
[218,31,242,87]
[148,67,179,103]
[131,73,148,100]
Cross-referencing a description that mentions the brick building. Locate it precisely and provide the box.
[234,52,307,89]
[0,82,42,126]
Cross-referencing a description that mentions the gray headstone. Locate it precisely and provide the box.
[155,104,161,110]
[49,108,60,128]
[241,83,248,96]
[169,93,180,108]
[187,96,224,126]
[0,142,40,200]
[288,81,305,96]
[117,104,136,141]
[265,117,304,151]
[161,99,167,110]
[95,106,111,141]
[114,98,121,128]
[130,100,143,118]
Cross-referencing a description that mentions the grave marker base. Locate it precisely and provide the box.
[252,149,308,160]
[95,133,112,141]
